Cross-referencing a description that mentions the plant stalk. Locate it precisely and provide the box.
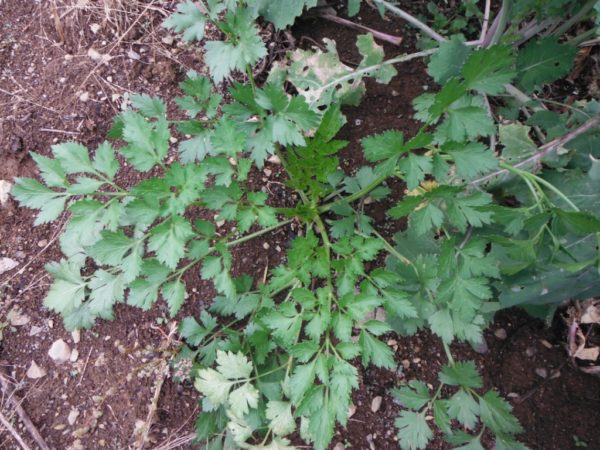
[372,0,446,43]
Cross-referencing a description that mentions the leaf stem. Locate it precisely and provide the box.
[319,174,388,213]
[372,0,446,43]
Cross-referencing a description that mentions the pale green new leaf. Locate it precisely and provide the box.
[195,368,233,405]
[216,350,253,380]
[228,382,259,417]
[266,401,295,436]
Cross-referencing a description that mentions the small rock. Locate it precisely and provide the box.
[540,339,553,349]
[347,403,356,418]
[507,392,520,398]
[68,408,80,426]
[525,347,537,357]
[29,325,44,336]
[71,330,81,344]
[371,396,382,413]
[355,118,363,126]
[267,155,281,165]
[8,307,30,326]
[87,48,103,61]
[70,349,80,363]
[0,257,18,275]
[263,168,272,177]
[401,359,410,370]
[0,180,12,205]
[332,443,345,450]
[127,49,141,60]
[54,424,67,431]
[215,220,225,228]
[89,23,100,34]
[26,361,47,379]
[37,239,48,248]
[262,242,270,250]
[94,352,106,367]
[48,339,71,364]
[494,328,507,340]
[79,92,90,102]
[161,35,174,45]
[535,367,548,378]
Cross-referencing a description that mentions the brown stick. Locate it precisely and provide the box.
[0,409,33,450]
[134,359,168,450]
[317,13,403,46]
[0,373,50,450]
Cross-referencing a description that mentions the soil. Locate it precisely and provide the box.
[0,1,599,450]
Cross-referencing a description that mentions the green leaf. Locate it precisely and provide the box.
[12,178,67,225]
[93,142,119,179]
[347,0,361,16]
[439,361,483,388]
[30,153,67,187]
[392,380,431,410]
[204,9,267,83]
[362,130,406,162]
[499,124,537,164]
[88,270,125,317]
[163,0,210,42]
[516,38,577,92]
[120,111,169,171]
[148,217,194,269]
[553,209,600,234]
[435,95,495,143]
[444,142,498,180]
[356,33,397,83]
[52,142,94,174]
[229,382,259,416]
[258,0,318,29]
[266,401,295,436]
[211,119,247,157]
[447,389,480,429]
[479,391,523,435]
[330,360,358,424]
[44,260,86,316]
[428,34,471,84]
[397,153,432,189]
[289,361,316,404]
[395,411,433,450]
[428,308,454,343]
[88,230,135,266]
[462,45,516,95]
[216,350,253,380]
[131,94,166,117]
[359,330,395,369]
[195,368,232,406]
[162,280,186,317]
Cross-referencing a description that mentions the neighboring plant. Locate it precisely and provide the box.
[12,0,600,449]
